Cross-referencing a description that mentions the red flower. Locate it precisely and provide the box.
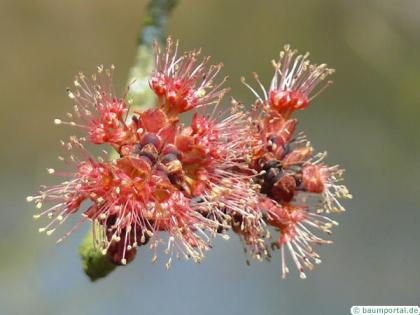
[234,46,351,278]
[29,43,256,267]
[150,38,228,116]
[242,45,334,118]
[54,66,135,147]
[28,40,350,279]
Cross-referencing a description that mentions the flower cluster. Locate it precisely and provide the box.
[237,45,352,278]
[28,39,350,278]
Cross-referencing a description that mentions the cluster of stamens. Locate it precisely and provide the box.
[28,39,350,279]
[238,45,352,278]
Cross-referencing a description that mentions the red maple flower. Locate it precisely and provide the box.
[54,65,134,146]
[28,40,350,279]
[236,46,351,279]
[242,45,334,118]
[28,40,256,267]
[150,38,228,116]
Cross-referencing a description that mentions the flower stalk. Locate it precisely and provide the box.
[127,0,178,109]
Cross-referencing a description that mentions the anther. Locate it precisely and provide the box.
[46,229,56,236]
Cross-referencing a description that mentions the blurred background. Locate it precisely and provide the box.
[1,0,419,314]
